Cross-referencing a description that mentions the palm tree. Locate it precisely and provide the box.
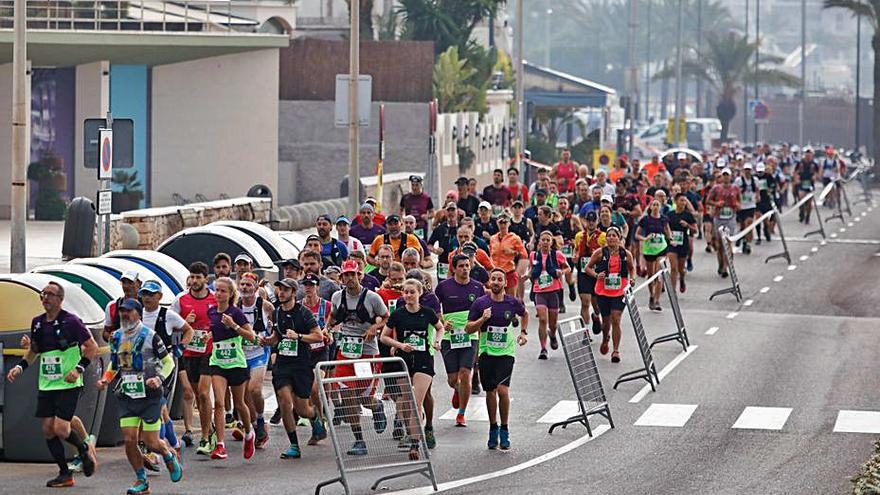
[397,0,504,56]
[824,0,876,157]
[653,31,801,141]
[345,0,375,39]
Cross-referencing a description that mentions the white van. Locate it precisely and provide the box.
[636,118,722,152]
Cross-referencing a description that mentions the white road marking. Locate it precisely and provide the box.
[810,247,818,253]
[732,406,792,430]
[705,326,719,335]
[629,345,698,403]
[862,211,868,217]
[536,400,581,424]
[831,233,839,238]
[440,397,499,422]
[760,287,770,294]
[788,265,798,271]
[848,222,855,227]
[820,240,828,246]
[384,425,612,495]
[743,299,754,307]
[634,403,699,428]
[834,410,880,434]
[855,217,861,222]
[840,227,847,233]
[799,255,809,261]
[773,275,784,282]
[726,312,739,319]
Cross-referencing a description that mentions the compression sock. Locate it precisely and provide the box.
[287,429,299,446]
[500,424,509,431]
[458,408,466,416]
[135,468,147,481]
[65,430,88,455]
[46,437,69,474]
[164,420,179,449]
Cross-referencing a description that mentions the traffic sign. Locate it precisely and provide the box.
[97,189,112,215]
[666,117,686,144]
[334,75,372,128]
[83,118,133,169]
[98,129,113,180]
[592,149,616,173]
[753,101,770,124]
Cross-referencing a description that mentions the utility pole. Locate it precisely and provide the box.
[743,0,749,142]
[348,0,360,215]
[644,0,652,121]
[626,0,638,157]
[798,0,806,147]
[515,0,524,170]
[543,8,552,67]
[695,0,703,117]
[673,0,684,146]
[10,0,27,273]
[856,11,862,151]
[754,0,760,143]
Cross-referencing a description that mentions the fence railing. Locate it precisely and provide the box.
[0,0,260,33]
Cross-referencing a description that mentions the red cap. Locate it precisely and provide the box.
[341,260,360,274]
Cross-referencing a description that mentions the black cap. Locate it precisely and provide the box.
[455,176,469,185]
[535,188,548,196]
[461,242,478,255]
[274,278,298,290]
[276,258,302,270]
[409,174,423,183]
[301,273,320,286]
[585,211,598,221]
[306,234,322,243]
[386,214,401,223]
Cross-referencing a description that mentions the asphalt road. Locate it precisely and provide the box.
[2,182,878,495]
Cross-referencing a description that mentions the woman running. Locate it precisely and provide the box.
[635,200,672,311]
[666,194,698,293]
[528,231,571,360]
[573,211,605,335]
[584,227,635,363]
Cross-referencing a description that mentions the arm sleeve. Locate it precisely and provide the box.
[158,353,175,380]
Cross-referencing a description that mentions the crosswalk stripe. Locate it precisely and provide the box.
[634,403,698,428]
[536,400,580,424]
[833,410,880,434]
[732,406,792,430]
[440,397,514,422]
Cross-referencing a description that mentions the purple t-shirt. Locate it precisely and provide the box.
[30,310,92,353]
[350,222,386,246]
[208,305,250,342]
[637,215,668,236]
[361,272,381,291]
[395,292,442,314]
[400,193,434,229]
[467,294,526,330]
[435,278,485,314]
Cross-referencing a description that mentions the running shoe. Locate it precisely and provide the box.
[311,418,327,443]
[195,439,211,456]
[231,422,244,441]
[46,473,75,488]
[270,408,282,425]
[600,340,609,355]
[126,479,149,495]
[67,456,82,473]
[686,259,693,272]
[451,390,459,409]
[591,314,602,335]
[743,243,751,255]
[705,245,712,253]
[397,435,411,451]
[680,278,686,293]
[549,334,559,350]
[143,453,160,472]
[611,351,621,363]
[425,426,436,449]
[372,402,388,434]
[499,428,510,450]
[255,427,270,450]
[455,413,467,427]
[391,418,404,441]
[243,432,256,459]
[210,443,228,460]
[81,439,98,477]
[208,429,217,452]
[538,348,548,360]
[472,373,482,395]
[755,237,762,246]
[164,452,182,483]
[224,414,236,430]
[568,283,577,301]
[347,441,368,456]
[487,425,499,450]
[181,431,194,448]
[280,444,301,459]
[721,270,729,278]
[409,441,420,460]
[297,417,310,427]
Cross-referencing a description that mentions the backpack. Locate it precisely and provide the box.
[597,247,628,278]
[531,249,560,280]
[333,289,372,325]
[109,325,151,372]
[383,233,409,259]
[238,296,266,335]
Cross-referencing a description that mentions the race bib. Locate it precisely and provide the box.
[310,341,326,351]
[121,373,146,399]
[580,258,589,271]
[537,271,554,289]
[486,326,508,349]
[742,192,754,204]
[449,330,471,350]
[340,336,364,359]
[437,263,449,279]
[670,230,685,247]
[278,338,299,357]
[40,355,63,381]
[800,180,812,190]
[649,233,664,245]
[242,335,262,353]
[404,332,427,352]
[605,274,622,290]
[719,207,734,219]
[414,228,424,239]
[388,299,397,313]
[757,179,768,191]
[186,329,208,353]
[561,244,573,258]
[213,340,239,366]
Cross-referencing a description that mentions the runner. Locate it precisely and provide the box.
[300,273,332,446]
[455,176,480,218]
[706,168,741,278]
[553,148,578,193]
[265,278,325,459]
[206,277,256,460]
[324,260,390,456]
[350,203,387,247]
[574,211,604,335]
[755,160,778,243]
[427,201,460,280]
[506,167,529,203]
[97,299,182,495]
[403,215,434,267]
[529,230,571,359]
[474,201,499,243]
[368,214,424,263]
[171,262,217,455]
[316,214,349,267]
[467,269,528,450]
[489,212,529,297]
[734,163,759,254]
[371,245,394,286]
[794,147,819,223]
[102,270,142,341]
[584,227,635,363]
[348,250,381,291]
[336,216,365,256]
[400,175,434,236]
[236,272,275,449]
[667,194,698,293]
[435,254,486,427]
[508,199,533,300]
[6,282,99,487]
[636,199,671,311]
[380,279,444,459]
[210,253,231,289]
[298,250,341,300]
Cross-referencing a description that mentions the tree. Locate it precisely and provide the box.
[344,0,375,39]
[824,0,877,157]
[653,31,801,140]
[433,46,487,113]
[397,0,504,56]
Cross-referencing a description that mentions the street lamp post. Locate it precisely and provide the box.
[515,0,524,170]
[743,0,749,142]
[753,0,760,143]
[673,0,684,146]
[798,0,806,147]
[348,0,360,215]
[644,0,652,121]
[856,11,862,151]
[10,0,27,273]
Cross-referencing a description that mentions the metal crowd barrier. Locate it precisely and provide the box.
[613,286,660,391]
[709,226,743,302]
[315,357,438,495]
[650,259,691,352]
[549,316,614,437]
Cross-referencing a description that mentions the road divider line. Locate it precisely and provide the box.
[705,326,719,335]
[773,275,784,282]
[629,345,698,404]
[848,222,855,227]
[384,425,612,495]
[810,247,818,253]
[726,312,739,319]
[743,299,754,307]
[840,227,847,233]
[799,255,809,261]
[788,265,798,271]
[831,233,839,238]
[760,287,770,294]
[855,217,862,222]
[820,240,828,246]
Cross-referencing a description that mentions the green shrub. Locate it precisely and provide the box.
[853,440,880,494]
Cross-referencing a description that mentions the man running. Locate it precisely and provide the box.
[467,269,528,450]
[171,262,217,455]
[6,282,99,487]
[350,203,386,246]
[300,273,332,445]
[706,168,741,278]
[236,272,275,448]
[103,270,142,341]
[435,254,486,427]
[98,299,182,495]
[265,278,326,459]
[734,163,759,254]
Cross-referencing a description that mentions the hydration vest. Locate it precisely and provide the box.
[238,296,266,335]
[383,233,409,259]
[333,289,372,325]
[597,247,629,278]
[531,249,560,280]
[109,325,151,373]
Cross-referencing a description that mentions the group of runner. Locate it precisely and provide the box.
[6,142,847,492]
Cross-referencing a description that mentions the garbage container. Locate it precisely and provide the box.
[62,197,96,259]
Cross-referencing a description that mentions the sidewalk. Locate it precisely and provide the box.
[0,220,65,273]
